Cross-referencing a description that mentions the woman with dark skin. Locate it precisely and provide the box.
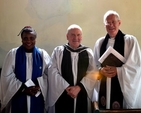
[0,26,50,113]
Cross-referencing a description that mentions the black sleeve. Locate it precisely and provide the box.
[77,82,87,94]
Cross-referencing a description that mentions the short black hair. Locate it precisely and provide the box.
[18,26,37,37]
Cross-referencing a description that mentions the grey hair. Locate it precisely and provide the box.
[103,10,120,25]
[66,24,82,34]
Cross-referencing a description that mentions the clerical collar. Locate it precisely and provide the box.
[109,37,115,39]
[65,44,87,52]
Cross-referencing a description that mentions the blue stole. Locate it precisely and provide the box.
[12,45,44,113]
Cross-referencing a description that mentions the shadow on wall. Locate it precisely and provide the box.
[0,68,1,109]
[0,47,7,67]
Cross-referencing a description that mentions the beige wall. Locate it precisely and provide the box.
[0,0,141,67]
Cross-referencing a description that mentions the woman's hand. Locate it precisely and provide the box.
[23,86,40,96]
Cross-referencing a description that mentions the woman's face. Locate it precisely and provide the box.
[21,32,36,52]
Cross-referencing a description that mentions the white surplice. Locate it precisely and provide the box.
[0,47,50,112]
[93,34,141,108]
[48,45,97,113]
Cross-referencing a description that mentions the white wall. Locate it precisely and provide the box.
[0,0,141,67]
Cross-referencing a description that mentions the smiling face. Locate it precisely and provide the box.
[21,31,36,52]
[66,28,82,49]
[105,14,121,38]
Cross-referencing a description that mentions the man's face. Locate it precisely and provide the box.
[105,14,121,37]
[67,28,82,49]
[21,32,36,52]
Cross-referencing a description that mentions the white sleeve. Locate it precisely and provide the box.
[80,48,97,101]
[117,35,141,108]
[37,49,50,110]
[47,46,69,107]
[0,48,22,110]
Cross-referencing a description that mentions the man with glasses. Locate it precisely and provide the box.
[93,10,141,109]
